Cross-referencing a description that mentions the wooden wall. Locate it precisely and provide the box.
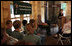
[66,1,71,20]
[30,1,41,21]
[1,1,71,28]
[1,1,10,28]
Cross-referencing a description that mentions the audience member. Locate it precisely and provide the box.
[62,18,71,37]
[22,20,28,34]
[29,19,38,35]
[37,15,48,25]
[23,24,42,45]
[6,20,13,36]
[12,20,25,40]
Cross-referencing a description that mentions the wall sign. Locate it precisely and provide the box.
[13,1,32,15]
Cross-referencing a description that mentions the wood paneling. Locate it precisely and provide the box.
[1,1,10,28]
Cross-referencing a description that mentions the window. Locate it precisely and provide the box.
[11,19,20,23]
[10,1,30,31]
[15,15,20,17]
[24,14,30,23]
[10,4,20,18]
[10,4,20,31]
[61,3,67,16]
[10,5,15,18]
[22,1,30,23]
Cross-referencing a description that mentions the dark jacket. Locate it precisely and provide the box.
[58,12,63,19]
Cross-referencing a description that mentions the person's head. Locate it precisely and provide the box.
[38,15,41,20]
[60,9,63,13]
[13,20,21,29]
[29,19,35,28]
[26,24,34,34]
[6,20,12,29]
[22,20,27,26]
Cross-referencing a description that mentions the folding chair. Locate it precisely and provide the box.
[57,33,71,45]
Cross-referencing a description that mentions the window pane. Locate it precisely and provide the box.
[10,4,15,18]
[61,3,66,16]
[15,15,20,17]
[11,14,15,18]
[16,19,20,20]
[10,5,13,14]
[10,9,12,14]
[12,7,14,14]
[11,19,20,22]
[27,14,30,16]
[28,17,30,23]
[24,14,27,17]
[24,18,27,20]
[11,19,15,31]
[12,26,15,31]
[11,19,15,23]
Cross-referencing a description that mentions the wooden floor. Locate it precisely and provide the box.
[45,35,71,45]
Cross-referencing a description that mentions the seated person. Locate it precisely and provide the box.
[29,19,47,45]
[1,27,8,45]
[62,18,71,37]
[37,15,48,35]
[1,27,18,45]
[12,20,25,40]
[23,24,42,45]
[29,19,38,35]
[55,18,71,38]
[37,15,48,26]
[6,20,13,36]
[29,19,42,36]
[37,15,49,45]
[22,20,28,34]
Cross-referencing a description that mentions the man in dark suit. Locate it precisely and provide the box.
[58,9,64,33]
